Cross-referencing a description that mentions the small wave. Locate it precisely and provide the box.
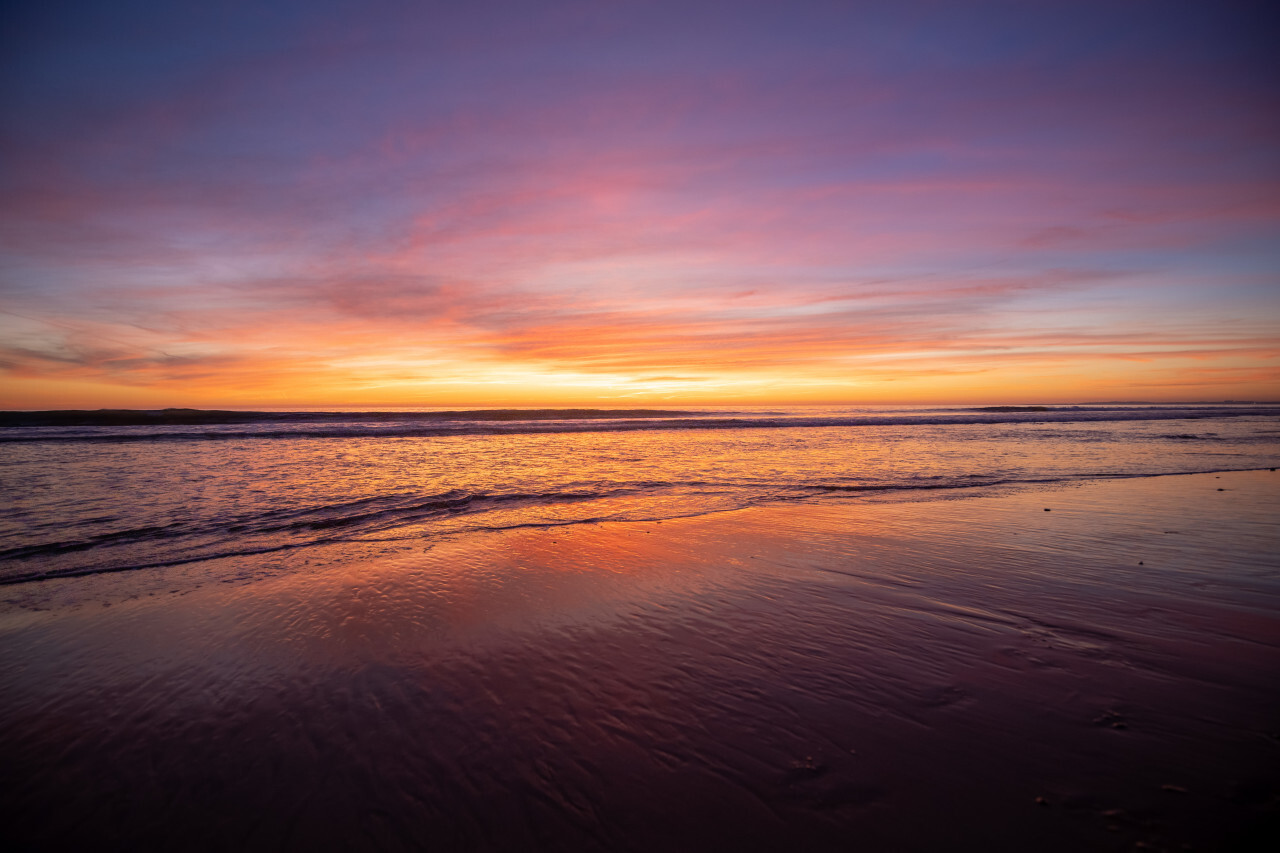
[968,406,1051,412]
[0,487,630,561]
[0,407,714,428]
[801,476,1071,494]
[1,467,1273,588]
[0,542,315,586]
[3,406,1278,444]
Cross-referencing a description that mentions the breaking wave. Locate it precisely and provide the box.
[1,404,1277,444]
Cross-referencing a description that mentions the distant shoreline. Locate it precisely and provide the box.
[3,401,1278,428]
[0,408,709,427]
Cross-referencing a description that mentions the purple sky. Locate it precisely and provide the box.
[2,0,1277,407]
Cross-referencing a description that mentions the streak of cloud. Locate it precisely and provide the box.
[1,0,1276,406]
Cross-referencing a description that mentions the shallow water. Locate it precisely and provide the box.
[2,404,1277,586]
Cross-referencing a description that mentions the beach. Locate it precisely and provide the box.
[6,0,1278,848]
[2,468,1276,851]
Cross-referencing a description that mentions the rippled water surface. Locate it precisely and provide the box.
[1,404,1277,584]
[1,401,1278,850]
[2,470,1277,851]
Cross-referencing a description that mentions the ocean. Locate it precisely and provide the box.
[2,403,1277,588]
[3,404,1279,850]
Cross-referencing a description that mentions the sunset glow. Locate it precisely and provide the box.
[2,0,1277,408]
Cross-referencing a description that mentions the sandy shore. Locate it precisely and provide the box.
[2,470,1277,851]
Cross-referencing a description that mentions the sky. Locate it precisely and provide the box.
[1,0,1277,408]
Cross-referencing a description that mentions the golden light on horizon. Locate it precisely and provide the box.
[1,0,1276,411]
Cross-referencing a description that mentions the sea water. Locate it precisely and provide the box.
[2,406,1279,851]
[1,404,1277,586]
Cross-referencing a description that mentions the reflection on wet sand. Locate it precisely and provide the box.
[2,471,1277,851]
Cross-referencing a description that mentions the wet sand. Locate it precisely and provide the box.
[2,470,1278,851]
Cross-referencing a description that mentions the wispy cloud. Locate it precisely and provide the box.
[2,1,1276,405]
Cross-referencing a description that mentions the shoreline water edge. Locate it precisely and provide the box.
[3,403,1278,588]
[1,468,1277,850]
[2,405,1278,849]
